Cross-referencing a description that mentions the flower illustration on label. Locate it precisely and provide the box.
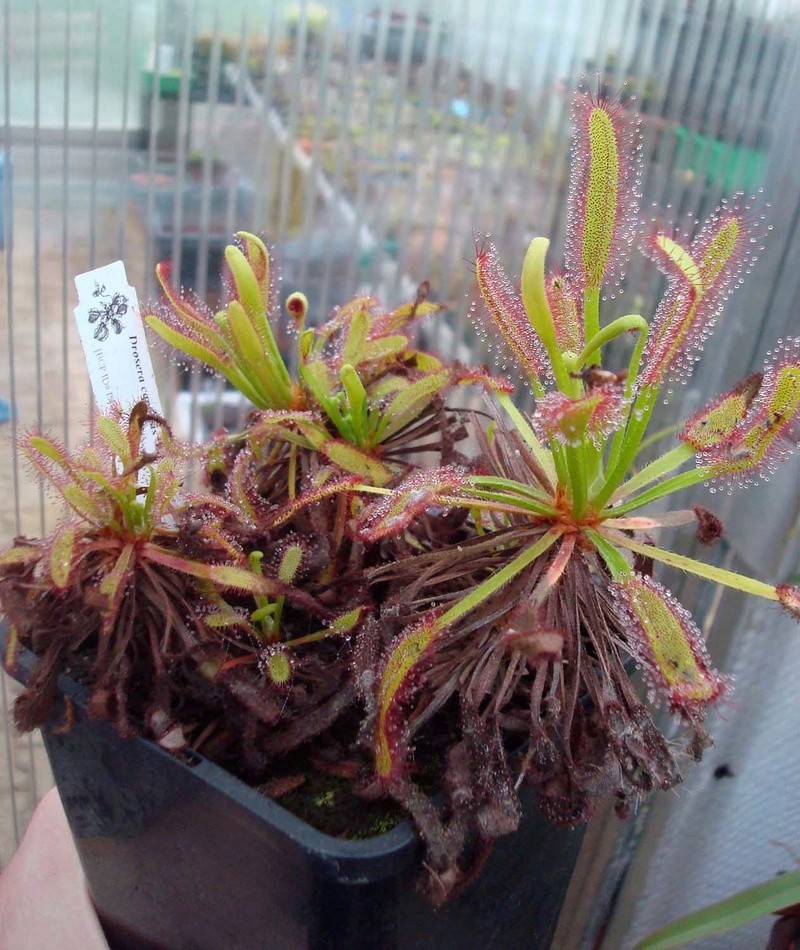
[88,282,129,342]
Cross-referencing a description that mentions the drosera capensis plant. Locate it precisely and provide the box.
[144,237,504,488]
[0,402,317,744]
[353,88,800,875]
[1,88,799,906]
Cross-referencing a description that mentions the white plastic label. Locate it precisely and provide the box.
[73,261,164,456]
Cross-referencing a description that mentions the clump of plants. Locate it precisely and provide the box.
[2,90,799,903]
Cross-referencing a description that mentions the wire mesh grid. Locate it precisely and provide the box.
[1,1,798,939]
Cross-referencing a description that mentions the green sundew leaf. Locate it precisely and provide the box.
[573,313,649,370]
[340,364,368,444]
[227,456,258,524]
[205,604,254,631]
[152,468,180,523]
[292,418,332,452]
[321,440,393,486]
[266,649,292,686]
[49,523,78,589]
[380,370,451,440]
[466,487,560,518]
[317,296,377,346]
[153,263,227,348]
[520,246,557,357]
[97,416,133,468]
[195,523,245,564]
[654,234,702,296]
[235,231,270,311]
[342,309,370,367]
[354,466,469,541]
[584,528,632,580]
[368,374,408,401]
[709,361,800,483]
[79,446,104,470]
[78,470,132,511]
[226,300,287,408]
[582,106,619,291]
[299,328,315,361]
[330,606,367,634]
[142,466,159,523]
[680,373,762,451]
[98,542,134,598]
[143,290,223,352]
[246,410,320,446]
[495,393,557,488]
[699,217,740,290]
[250,603,277,623]
[635,868,800,950]
[412,351,444,372]
[547,274,583,352]
[607,468,709,516]
[617,574,727,708]
[226,242,291,394]
[225,244,264,321]
[145,314,265,408]
[610,443,695,505]
[225,298,266,365]
[248,549,265,575]
[278,544,304,584]
[521,238,569,390]
[361,335,409,364]
[300,359,337,414]
[62,484,103,523]
[468,475,553,502]
[28,435,70,470]
[142,544,282,597]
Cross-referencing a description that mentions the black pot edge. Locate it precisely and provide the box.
[0,620,420,879]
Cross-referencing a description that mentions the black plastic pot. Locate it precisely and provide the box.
[2,626,584,950]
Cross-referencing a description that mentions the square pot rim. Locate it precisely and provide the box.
[0,620,419,870]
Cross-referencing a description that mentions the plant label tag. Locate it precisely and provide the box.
[73,261,164,457]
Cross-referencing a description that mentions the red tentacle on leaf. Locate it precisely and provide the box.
[474,241,547,382]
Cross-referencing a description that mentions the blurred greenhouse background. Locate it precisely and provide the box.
[1,0,800,946]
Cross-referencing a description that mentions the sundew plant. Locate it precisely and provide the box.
[354,90,800,865]
[2,89,800,903]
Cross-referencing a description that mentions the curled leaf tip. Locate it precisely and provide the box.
[285,291,309,326]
